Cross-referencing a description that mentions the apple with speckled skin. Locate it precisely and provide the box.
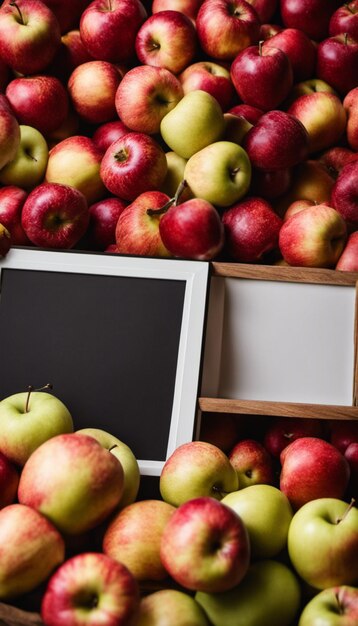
[263,27,316,82]
[319,147,358,179]
[0,452,19,509]
[228,439,275,489]
[280,0,341,41]
[336,232,358,272]
[0,186,29,245]
[68,61,122,124]
[330,0,358,39]
[135,589,210,626]
[316,34,358,97]
[179,61,235,111]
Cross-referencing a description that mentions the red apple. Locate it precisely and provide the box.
[0,451,19,509]
[92,120,130,154]
[228,103,264,124]
[250,167,293,200]
[330,160,358,226]
[87,197,127,250]
[264,417,325,458]
[0,185,30,245]
[196,0,260,61]
[245,0,278,23]
[41,0,91,34]
[263,27,317,82]
[345,443,358,495]
[259,22,283,39]
[68,61,122,124]
[336,231,358,271]
[229,439,275,488]
[319,146,358,179]
[0,104,20,170]
[200,413,240,453]
[21,182,89,249]
[280,0,341,41]
[329,420,358,454]
[230,43,293,111]
[329,0,358,40]
[343,87,358,151]
[274,160,336,217]
[46,28,94,82]
[152,0,203,21]
[316,34,358,96]
[179,61,235,111]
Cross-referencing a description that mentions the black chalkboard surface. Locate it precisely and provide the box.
[0,249,210,475]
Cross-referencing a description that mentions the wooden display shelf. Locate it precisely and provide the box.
[211,262,358,286]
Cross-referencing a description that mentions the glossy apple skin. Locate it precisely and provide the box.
[263,27,316,82]
[86,197,127,249]
[135,589,210,626]
[228,103,264,124]
[0,185,29,245]
[344,87,358,151]
[68,61,122,124]
[331,160,358,227]
[222,196,282,263]
[228,438,275,488]
[80,0,147,63]
[299,585,358,626]
[179,61,235,112]
[336,232,358,272]
[329,0,358,39]
[264,417,325,458]
[196,0,260,61]
[92,120,130,154]
[21,182,89,249]
[319,147,358,179]
[280,0,341,41]
[0,451,19,509]
[152,0,203,21]
[280,437,351,510]
[246,0,278,23]
[316,34,358,96]
[41,552,140,626]
[250,167,292,200]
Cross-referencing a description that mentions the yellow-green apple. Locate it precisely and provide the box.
[195,559,301,626]
[0,503,65,600]
[319,147,358,179]
[92,120,130,155]
[103,499,176,581]
[222,113,253,144]
[0,387,73,466]
[244,110,308,170]
[18,433,125,535]
[316,34,358,96]
[115,64,183,135]
[263,416,325,458]
[0,451,19,509]
[0,222,11,256]
[41,552,140,626]
[0,0,61,75]
[68,60,122,124]
[287,78,337,103]
[79,0,147,63]
[159,441,238,507]
[100,131,167,201]
[330,0,358,38]
[184,140,251,207]
[160,90,225,159]
[179,61,235,111]
[336,232,358,271]
[196,0,260,61]
[160,496,250,592]
[345,443,358,497]
[45,136,105,204]
[331,160,358,226]
[344,87,358,151]
[76,427,140,508]
[288,498,358,589]
[280,437,351,510]
[0,100,20,170]
[263,27,317,81]
[160,151,191,199]
[21,182,89,249]
[222,484,293,558]
[115,190,171,258]
[249,167,292,200]
[228,439,275,488]
[0,185,29,245]
[6,75,69,136]
[298,585,358,626]
[85,197,127,250]
[158,196,224,260]
[287,92,347,155]
[228,103,264,124]
[278,204,347,268]
[0,125,48,189]
[329,420,358,454]
[200,412,239,453]
[135,10,197,74]
[280,0,341,41]
[246,0,278,22]
[274,160,336,217]
[135,589,210,626]
[152,0,203,21]
[222,196,282,262]
[230,43,293,111]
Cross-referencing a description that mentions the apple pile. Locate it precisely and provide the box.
[0,0,357,269]
[0,385,358,625]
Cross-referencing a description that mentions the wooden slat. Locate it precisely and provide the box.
[211,262,358,286]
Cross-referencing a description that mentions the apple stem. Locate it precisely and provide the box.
[173,179,188,206]
[109,444,118,452]
[146,180,188,217]
[336,498,355,524]
[335,591,344,615]
[212,485,230,498]
[259,40,264,56]
[25,383,53,413]
[344,32,348,45]
[9,2,24,24]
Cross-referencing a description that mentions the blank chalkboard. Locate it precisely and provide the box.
[0,249,210,475]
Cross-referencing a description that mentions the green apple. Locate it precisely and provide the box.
[160,151,192,201]
[298,585,358,626]
[76,427,140,508]
[0,125,49,189]
[288,498,358,590]
[160,90,225,159]
[195,559,301,626]
[0,388,73,466]
[136,589,210,626]
[222,484,293,559]
[184,141,251,207]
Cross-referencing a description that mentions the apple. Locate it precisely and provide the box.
[92,120,130,155]
[259,22,283,39]
[196,0,260,61]
[159,441,238,507]
[0,187,29,245]
[0,451,19,509]
[160,496,250,593]
[0,223,11,257]
[195,559,301,626]
[222,484,293,558]
[278,204,347,268]
[0,503,65,600]
[228,439,275,488]
[60,28,94,69]
[103,499,176,581]
[41,552,140,626]
[21,182,89,249]
[228,103,264,124]
[0,387,73,466]
[184,141,251,207]
[245,0,278,23]
[288,77,338,102]
[115,64,184,135]
[331,160,358,227]
[280,437,351,510]
[68,60,122,124]
[45,108,80,150]
[344,87,358,151]
[330,0,358,39]
[329,420,358,454]
[274,160,336,217]
[263,416,325,458]
[6,75,69,136]
[75,427,140,508]
[160,151,191,199]
[345,443,358,496]
[263,28,316,82]
[160,90,225,159]
[319,147,358,180]
[82,197,127,250]
[179,60,235,111]
[222,196,282,263]
[249,167,293,200]
[200,413,240,453]
[280,0,341,41]
[45,135,105,204]
[287,92,347,155]
[283,199,319,221]
[115,190,171,258]
[0,0,61,75]
[316,34,358,96]
[41,0,91,34]
[0,125,49,189]
[152,0,203,21]
[298,585,358,626]
[244,110,308,170]
[336,232,358,271]
[79,0,147,63]
[0,101,20,170]
[222,113,253,144]
[230,42,293,112]
[135,589,210,626]
[288,497,358,589]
